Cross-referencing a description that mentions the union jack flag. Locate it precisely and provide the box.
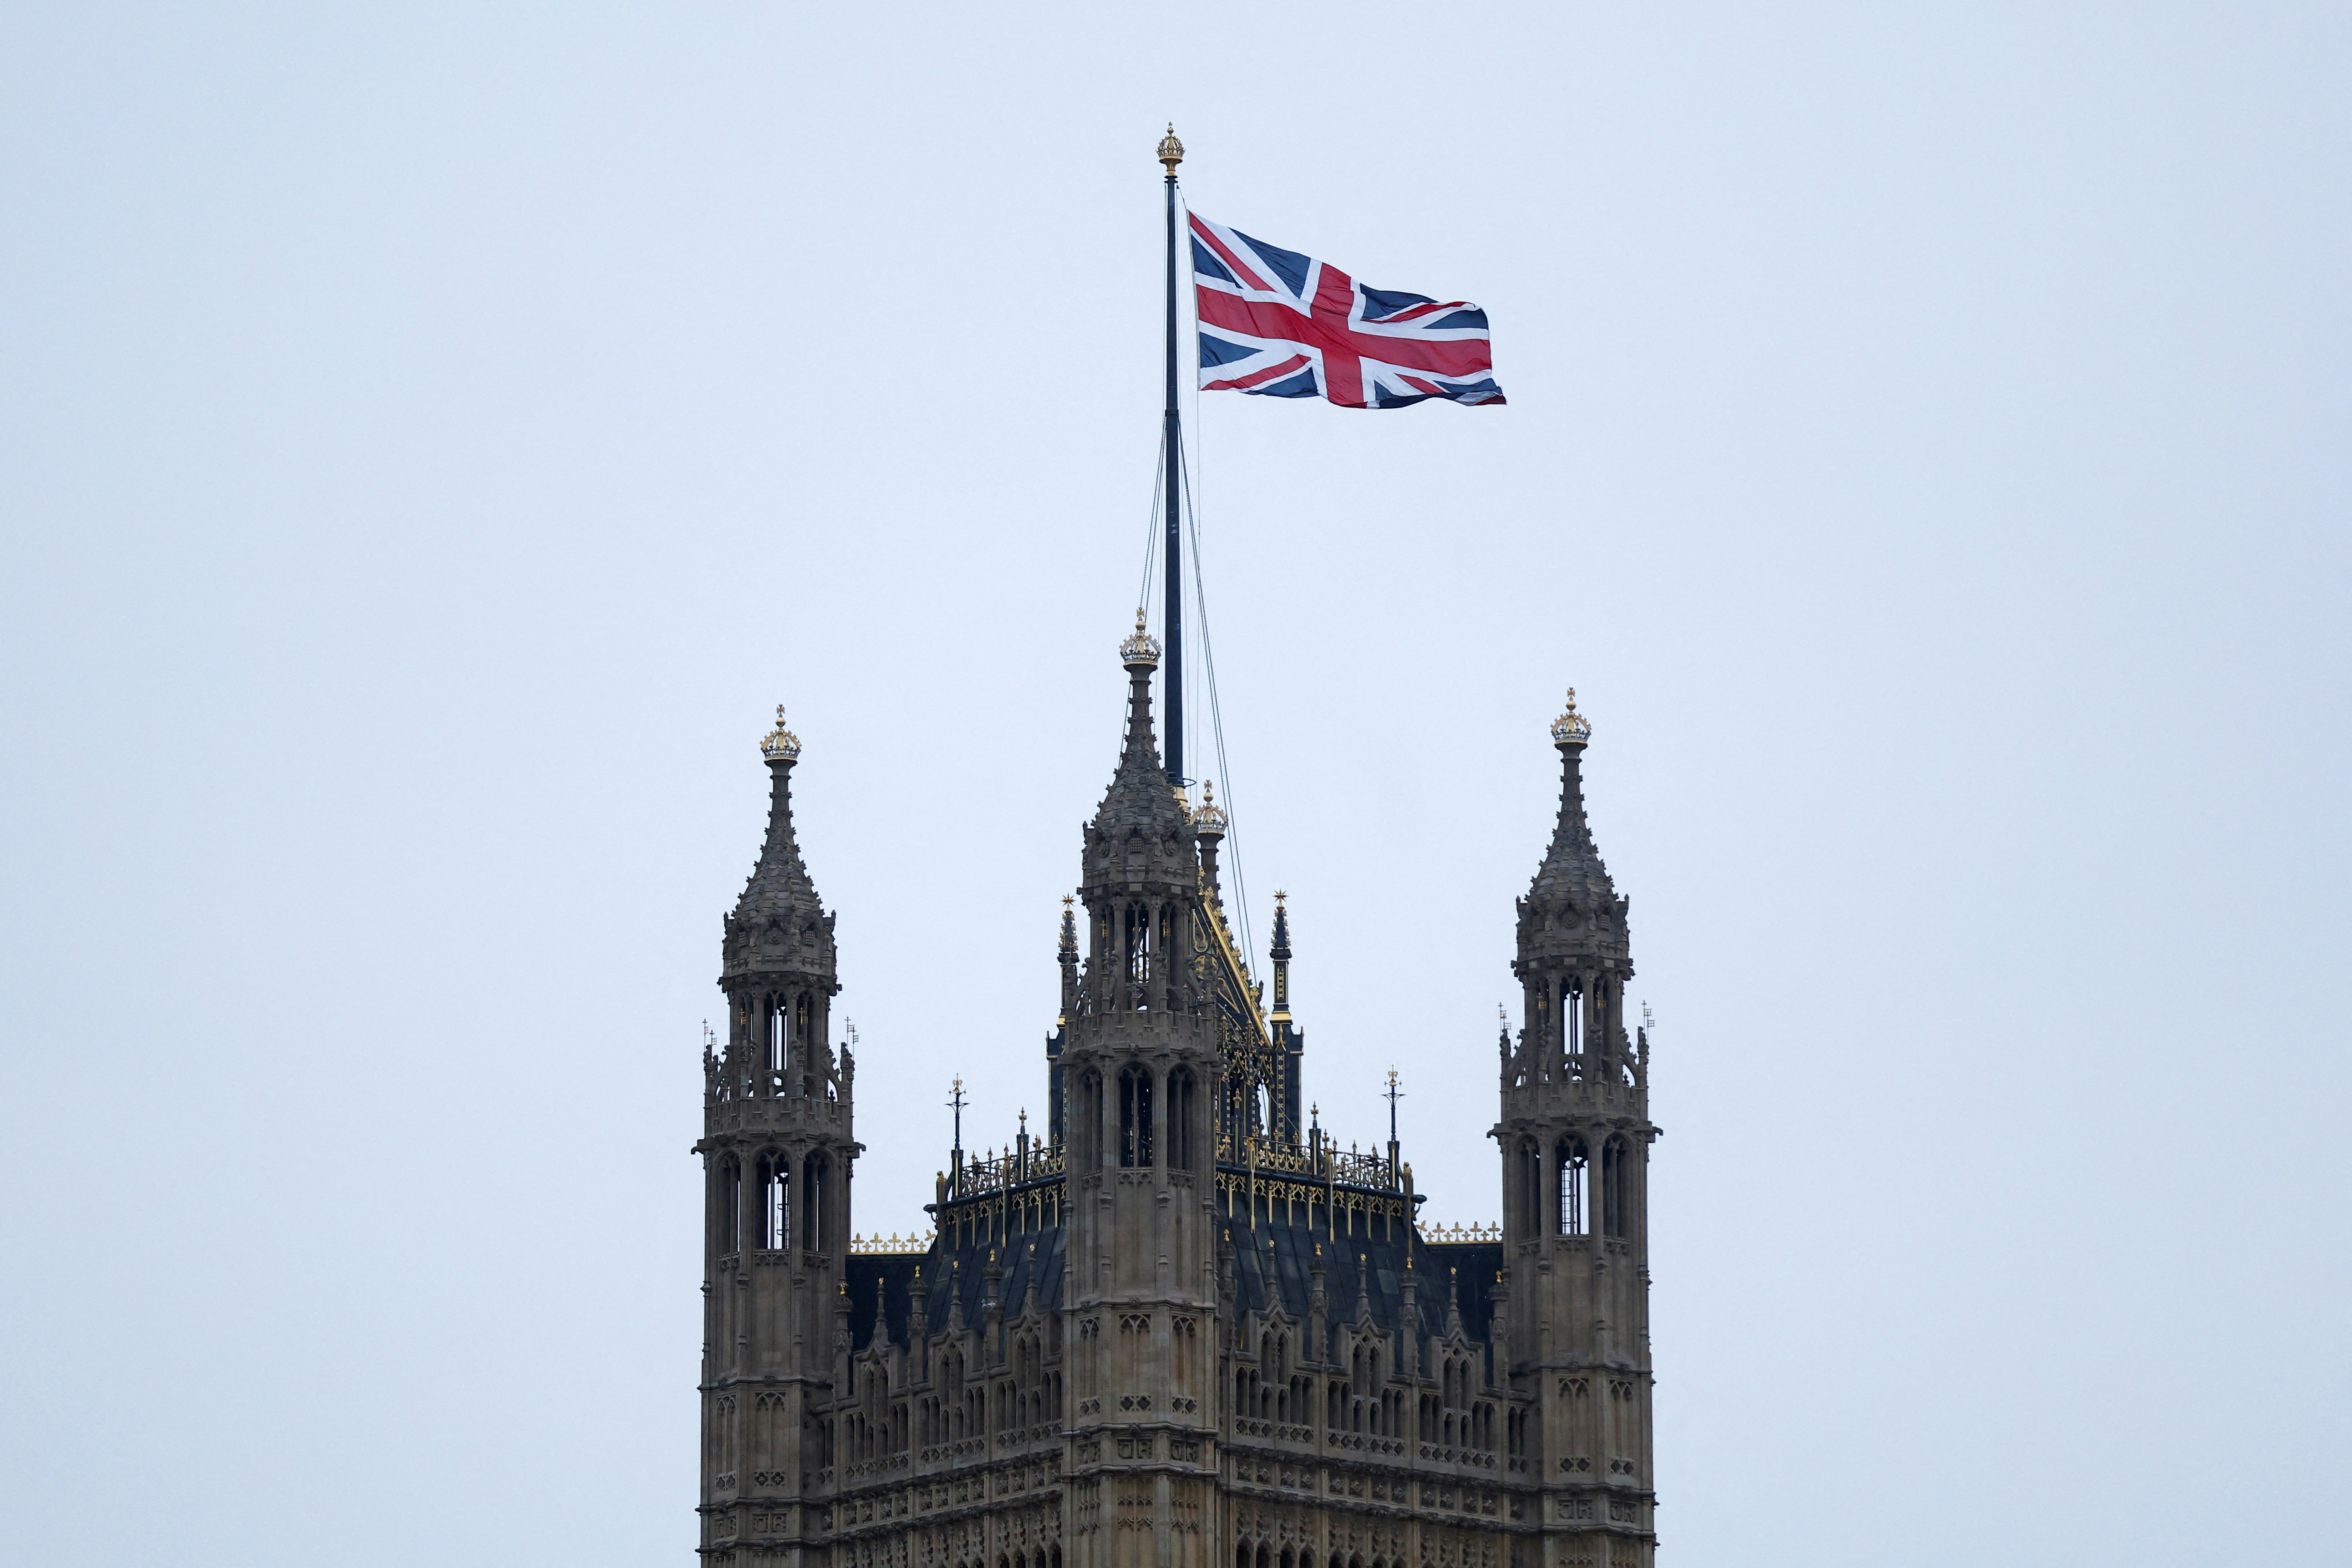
[1190,212,1505,409]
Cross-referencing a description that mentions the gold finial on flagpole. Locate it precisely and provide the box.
[1157,124,1184,175]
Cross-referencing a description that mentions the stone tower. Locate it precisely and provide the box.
[697,706,862,1559]
[1059,617,1222,1568]
[689,659,1663,1568]
[1494,693,1657,1563]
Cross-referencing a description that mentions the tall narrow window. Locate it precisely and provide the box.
[718,1157,741,1254]
[1079,1071,1103,1167]
[1168,1068,1196,1170]
[1119,1066,1154,1167]
[766,997,786,1085]
[1561,980,1583,1057]
[1556,1137,1589,1236]
[1124,904,1150,1004]
[1602,1137,1628,1238]
[794,992,815,1096]
[1520,1140,1541,1234]
[803,1154,826,1250]
[760,1156,789,1249]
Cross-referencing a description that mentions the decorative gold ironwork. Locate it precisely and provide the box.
[847,1230,935,1254]
[1191,779,1227,837]
[1157,124,1184,174]
[1550,687,1591,748]
[761,705,801,761]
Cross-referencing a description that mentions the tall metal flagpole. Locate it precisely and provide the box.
[1158,125,1186,786]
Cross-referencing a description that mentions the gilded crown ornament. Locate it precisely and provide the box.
[1120,608,1161,668]
[1157,124,1184,174]
[1191,779,1228,836]
[761,704,802,762]
[1550,688,1592,749]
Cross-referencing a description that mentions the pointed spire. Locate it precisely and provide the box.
[729,705,833,968]
[869,1277,893,1352]
[1268,889,1296,1028]
[1530,688,1618,916]
[1192,779,1228,894]
[1091,615,1187,841]
[1354,1253,1373,1327]
[1445,1267,1465,1339]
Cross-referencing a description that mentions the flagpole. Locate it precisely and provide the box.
[1158,125,1186,787]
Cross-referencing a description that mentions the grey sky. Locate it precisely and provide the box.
[3,5,2346,1564]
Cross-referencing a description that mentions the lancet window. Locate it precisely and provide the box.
[1557,1135,1590,1236]
[716,1157,740,1254]
[1124,903,1151,1005]
[801,1153,827,1249]
[1118,1066,1154,1167]
[759,1154,789,1250]
[1167,1067,1197,1169]
[765,995,786,1086]
[1602,1135,1629,1238]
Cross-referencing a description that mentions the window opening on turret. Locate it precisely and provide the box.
[795,993,814,1095]
[1169,1067,1197,1169]
[1119,1066,1154,1166]
[1561,979,1584,1061]
[766,997,786,1087]
[1124,903,1151,1005]
[803,1154,826,1250]
[1519,1140,1541,1236]
[1602,1136,1628,1238]
[1557,1136,1589,1236]
[759,1155,789,1250]
[718,1157,741,1254]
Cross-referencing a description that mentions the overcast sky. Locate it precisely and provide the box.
[4,5,2347,1565]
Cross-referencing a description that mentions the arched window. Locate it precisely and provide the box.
[717,1157,741,1254]
[1077,1070,1103,1167]
[1561,978,1584,1060]
[1602,1136,1629,1238]
[1519,1139,1541,1234]
[1556,1136,1589,1236]
[766,996,786,1085]
[1124,903,1151,1004]
[1119,1066,1154,1167]
[795,992,815,1095]
[1168,1068,1197,1170]
[759,1154,789,1250]
[802,1153,827,1250]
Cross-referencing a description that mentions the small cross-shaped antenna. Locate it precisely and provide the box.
[947,1076,967,1156]
[1384,1068,1404,1145]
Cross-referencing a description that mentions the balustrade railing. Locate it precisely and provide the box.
[1216,1134,1401,1191]
[950,1142,1066,1199]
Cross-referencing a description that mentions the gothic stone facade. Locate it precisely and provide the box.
[693,636,1658,1568]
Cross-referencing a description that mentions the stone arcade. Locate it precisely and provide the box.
[693,627,1658,1568]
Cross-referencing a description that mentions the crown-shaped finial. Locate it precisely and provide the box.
[1157,124,1184,174]
[762,704,802,762]
[1120,608,1161,668]
[1550,688,1592,749]
[1191,778,1228,837]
